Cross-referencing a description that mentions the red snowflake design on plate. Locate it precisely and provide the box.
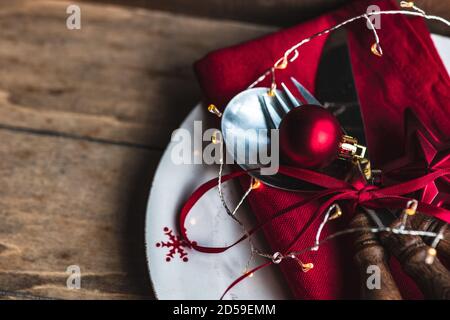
[155,227,190,262]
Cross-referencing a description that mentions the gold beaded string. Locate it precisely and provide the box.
[249,3,450,91]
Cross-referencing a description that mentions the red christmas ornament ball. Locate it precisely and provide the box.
[279,105,342,169]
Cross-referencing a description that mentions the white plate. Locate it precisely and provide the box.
[145,105,290,300]
[145,34,450,300]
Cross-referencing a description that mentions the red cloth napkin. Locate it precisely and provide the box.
[194,0,450,299]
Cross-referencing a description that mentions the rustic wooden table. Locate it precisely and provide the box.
[0,0,447,300]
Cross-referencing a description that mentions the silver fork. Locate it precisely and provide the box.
[258,76,365,161]
[221,77,341,190]
[259,77,323,129]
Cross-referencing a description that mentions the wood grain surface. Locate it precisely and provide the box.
[73,0,349,27]
[0,0,273,148]
[72,0,450,35]
[1,0,448,300]
[0,0,273,299]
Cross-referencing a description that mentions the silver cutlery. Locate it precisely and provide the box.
[221,77,326,190]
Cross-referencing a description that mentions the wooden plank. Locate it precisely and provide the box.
[0,0,274,149]
[68,0,352,26]
[70,0,450,35]
[0,0,275,300]
[0,128,161,299]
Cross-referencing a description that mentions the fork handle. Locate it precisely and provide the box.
[351,211,402,300]
[411,213,450,261]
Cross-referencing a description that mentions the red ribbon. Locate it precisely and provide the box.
[179,166,450,298]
